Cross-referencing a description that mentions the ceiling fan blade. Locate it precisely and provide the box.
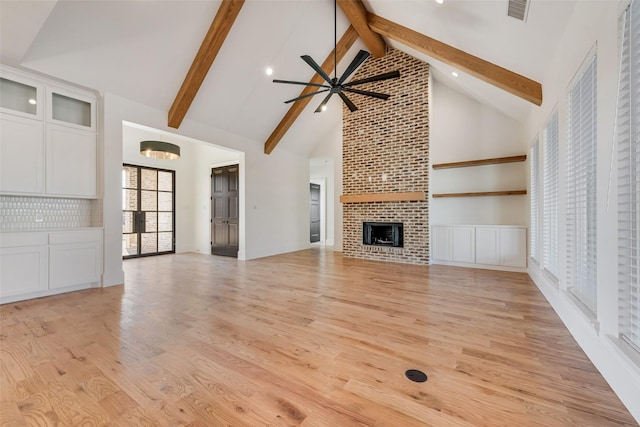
[284,89,330,104]
[274,79,330,88]
[301,55,334,84]
[338,92,358,112]
[343,70,401,87]
[343,87,390,100]
[337,50,370,85]
[314,92,334,113]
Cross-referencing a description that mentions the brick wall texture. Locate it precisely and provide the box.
[342,47,430,265]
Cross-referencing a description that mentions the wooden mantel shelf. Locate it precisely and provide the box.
[432,190,527,198]
[432,155,527,170]
[340,191,426,203]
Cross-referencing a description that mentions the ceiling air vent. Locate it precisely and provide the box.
[507,0,529,22]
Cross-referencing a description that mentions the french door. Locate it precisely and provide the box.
[122,164,175,258]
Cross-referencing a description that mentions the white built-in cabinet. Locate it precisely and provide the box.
[0,229,103,304]
[432,225,527,270]
[0,67,97,198]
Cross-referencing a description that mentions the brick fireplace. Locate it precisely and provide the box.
[342,48,429,265]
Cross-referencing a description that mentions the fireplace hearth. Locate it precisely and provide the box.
[363,222,404,248]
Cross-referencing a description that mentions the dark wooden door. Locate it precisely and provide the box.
[310,183,321,243]
[211,165,239,257]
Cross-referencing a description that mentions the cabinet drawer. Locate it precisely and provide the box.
[0,232,48,248]
[49,229,102,245]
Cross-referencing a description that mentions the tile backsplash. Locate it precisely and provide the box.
[0,196,96,231]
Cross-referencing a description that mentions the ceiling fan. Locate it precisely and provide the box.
[273,0,400,113]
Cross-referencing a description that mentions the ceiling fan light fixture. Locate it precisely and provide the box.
[273,0,400,113]
[140,140,180,160]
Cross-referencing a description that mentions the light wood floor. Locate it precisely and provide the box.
[1,249,637,426]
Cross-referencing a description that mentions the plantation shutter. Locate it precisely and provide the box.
[618,1,640,352]
[567,52,597,314]
[530,138,540,263]
[543,111,559,278]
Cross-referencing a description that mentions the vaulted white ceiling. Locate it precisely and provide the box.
[0,0,577,155]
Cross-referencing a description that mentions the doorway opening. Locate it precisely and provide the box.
[122,164,175,258]
[310,183,321,243]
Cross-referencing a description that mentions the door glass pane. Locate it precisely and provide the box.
[158,232,173,252]
[158,171,173,191]
[141,190,157,211]
[159,212,172,232]
[141,233,157,254]
[158,192,172,212]
[122,234,138,257]
[141,168,157,190]
[0,78,37,115]
[122,166,138,189]
[123,189,137,211]
[145,212,157,232]
[52,93,91,127]
[122,212,134,233]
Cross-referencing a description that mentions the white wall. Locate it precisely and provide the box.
[122,123,240,254]
[430,81,527,226]
[524,0,640,422]
[103,92,312,288]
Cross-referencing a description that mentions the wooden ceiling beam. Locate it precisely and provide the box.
[367,13,543,106]
[168,0,245,129]
[337,0,385,58]
[264,25,360,154]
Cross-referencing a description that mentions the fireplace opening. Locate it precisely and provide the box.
[363,222,403,248]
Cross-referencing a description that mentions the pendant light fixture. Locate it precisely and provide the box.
[140,140,180,160]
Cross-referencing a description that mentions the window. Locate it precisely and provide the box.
[618,0,640,352]
[543,110,559,278]
[530,137,540,263]
[567,51,597,315]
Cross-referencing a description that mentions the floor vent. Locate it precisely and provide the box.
[405,369,428,383]
[507,0,529,21]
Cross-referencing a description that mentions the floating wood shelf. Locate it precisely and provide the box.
[432,155,527,170]
[340,191,426,203]
[432,190,527,198]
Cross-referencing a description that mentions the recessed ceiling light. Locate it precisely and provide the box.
[451,71,458,77]
[266,67,273,76]
[435,0,444,4]
[28,99,37,105]
[321,105,328,112]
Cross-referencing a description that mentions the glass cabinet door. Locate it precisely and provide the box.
[0,76,43,119]
[47,87,95,130]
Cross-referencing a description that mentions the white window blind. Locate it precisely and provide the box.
[543,111,559,278]
[530,138,540,263]
[567,52,597,315]
[618,0,640,352]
